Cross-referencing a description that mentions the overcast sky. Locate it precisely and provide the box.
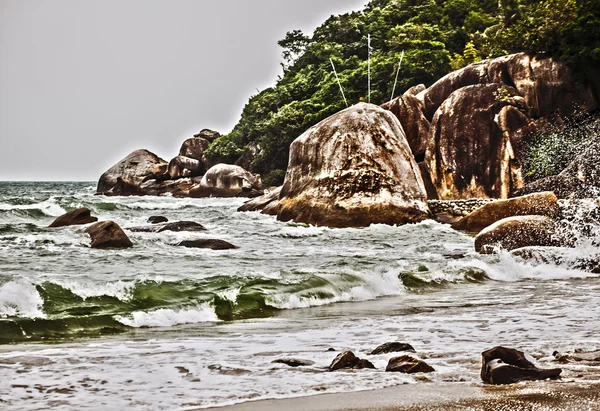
[0,0,367,181]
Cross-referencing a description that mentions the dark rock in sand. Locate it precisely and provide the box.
[128,221,206,233]
[85,221,133,249]
[369,342,416,355]
[278,103,430,228]
[475,215,560,254]
[237,186,281,214]
[481,346,562,385]
[385,355,434,373]
[452,192,560,233]
[176,239,237,250]
[147,216,168,224]
[97,149,167,196]
[272,358,315,367]
[49,208,98,228]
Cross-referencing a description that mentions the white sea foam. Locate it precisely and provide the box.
[57,280,137,301]
[0,197,66,216]
[0,281,46,318]
[114,304,219,327]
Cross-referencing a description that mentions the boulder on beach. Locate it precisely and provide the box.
[369,342,416,355]
[328,350,374,371]
[190,164,263,198]
[175,239,237,250]
[424,83,531,200]
[97,149,167,196]
[49,208,98,228]
[385,355,434,373]
[237,186,281,214]
[481,346,562,385]
[452,192,560,233]
[277,103,430,228]
[85,221,133,249]
[474,215,559,254]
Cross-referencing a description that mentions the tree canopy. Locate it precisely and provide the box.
[205,0,600,186]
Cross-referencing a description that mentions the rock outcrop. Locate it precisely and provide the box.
[237,186,281,214]
[474,215,559,254]
[481,346,562,385]
[277,103,430,228]
[85,221,133,249]
[452,192,559,233]
[189,164,263,198]
[97,149,167,196]
[385,355,434,373]
[168,156,203,179]
[49,208,98,228]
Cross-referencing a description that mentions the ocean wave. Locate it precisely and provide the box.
[114,304,220,327]
[0,197,66,217]
[0,281,46,319]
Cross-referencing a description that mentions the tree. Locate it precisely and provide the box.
[278,30,311,70]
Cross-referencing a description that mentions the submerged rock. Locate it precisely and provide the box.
[272,358,315,367]
[511,247,600,273]
[475,215,560,254]
[278,103,430,228]
[49,208,97,228]
[97,149,167,196]
[481,346,562,385]
[369,342,416,355]
[385,355,434,373]
[175,239,237,250]
[128,221,206,233]
[85,221,133,249]
[147,216,168,224]
[452,192,559,233]
[328,350,374,371]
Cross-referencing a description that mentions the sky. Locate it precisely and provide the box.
[0,0,367,181]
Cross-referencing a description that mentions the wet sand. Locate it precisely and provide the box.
[209,381,600,411]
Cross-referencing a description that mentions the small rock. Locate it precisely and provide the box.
[355,359,376,369]
[147,216,168,224]
[481,346,562,384]
[49,208,98,228]
[329,351,358,371]
[176,239,237,250]
[369,342,416,355]
[85,221,133,249]
[272,358,315,367]
[385,355,434,373]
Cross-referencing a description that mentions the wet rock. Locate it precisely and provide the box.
[481,346,562,384]
[329,351,358,371]
[85,221,133,249]
[553,349,600,364]
[272,358,315,367]
[511,247,599,273]
[237,187,281,213]
[475,215,560,254]
[355,359,376,369]
[452,192,560,233]
[369,342,416,355]
[49,208,98,228]
[190,164,263,198]
[147,216,168,224]
[176,239,237,250]
[278,103,430,228]
[385,355,434,373]
[97,149,167,196]
[128,221,206,233]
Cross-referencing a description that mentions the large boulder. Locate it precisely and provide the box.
[85,221,133,249]
[97,149,167,196]
[277,103,430,228]
[452,192,560,233]
[481,346,562,385]
[190,164,263,198]
[179,137,210,161]
[474,215,560,254]
[168,156,203,179]
[512,132,600,199]
[49,208,97,228]
[424,83,531,199]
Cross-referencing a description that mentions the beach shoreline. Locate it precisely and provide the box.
[206,381,600,411]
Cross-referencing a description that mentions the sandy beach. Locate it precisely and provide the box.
[211,381,600,411]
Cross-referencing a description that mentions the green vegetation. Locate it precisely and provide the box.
[205,0,600,183]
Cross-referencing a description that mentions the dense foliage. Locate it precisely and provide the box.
[205,0,600,184]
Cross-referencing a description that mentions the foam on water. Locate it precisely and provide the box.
[0,197,66,217]
[0,281,46,318]
[114,303,220,327]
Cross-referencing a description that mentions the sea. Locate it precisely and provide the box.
[1,181,599,410]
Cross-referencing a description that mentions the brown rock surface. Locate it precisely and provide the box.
[48,208,97,228]
[385,355,434,373]
[474,215,559,254]
[97,149,167,196]
[85,221,133,249]
[452,192,559,233]
[481,346,562,385]
[277,103,430,228]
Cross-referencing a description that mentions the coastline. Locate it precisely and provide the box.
[206,381,600,411]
